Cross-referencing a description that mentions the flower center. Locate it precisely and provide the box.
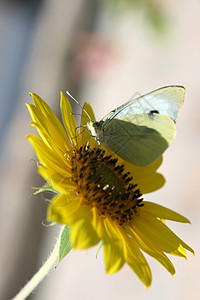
[71,146,143,226]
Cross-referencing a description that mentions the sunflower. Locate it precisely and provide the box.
[27,92,193,287]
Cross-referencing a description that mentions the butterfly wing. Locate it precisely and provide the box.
[102,86,185,125]
[99,113,176,167]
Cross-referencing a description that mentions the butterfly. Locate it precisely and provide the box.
[85,86,185,167]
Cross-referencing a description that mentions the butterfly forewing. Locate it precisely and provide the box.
[101,86,185,125]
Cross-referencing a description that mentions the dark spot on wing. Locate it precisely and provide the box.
[149,110,159,116]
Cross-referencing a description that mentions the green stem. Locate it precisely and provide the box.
[12,226,64,300]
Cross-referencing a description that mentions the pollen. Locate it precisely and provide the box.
[71,146,144,226]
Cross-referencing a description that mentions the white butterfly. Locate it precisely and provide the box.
[85,86,185,167]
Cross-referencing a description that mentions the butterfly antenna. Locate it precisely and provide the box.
[66,91,91,120]
[71,112,91,120]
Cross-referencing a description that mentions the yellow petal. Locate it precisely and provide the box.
[91,207,106,239]
[142,201,191,223]
[70,216,100,249]
[103,218,121,241]
[125,156,165,194]
[121,230,152,287]
[48,194,80,224]
[27,104,70,154]
[138,173,165,194]
[29,93,71,149]
[81,102,96,148]
[27,104,52,147]
[27,135,67,175]
[104,242,125,274]
[128,227,175,275]
[133,211,194,256]
[60,91,81,147]
[38,166,74,194]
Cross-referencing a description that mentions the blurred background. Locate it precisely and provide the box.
[0,0,199,299]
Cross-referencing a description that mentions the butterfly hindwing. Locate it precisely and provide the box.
[98,113,176,166]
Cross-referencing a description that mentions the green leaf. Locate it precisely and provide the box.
[59,226,72,263]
